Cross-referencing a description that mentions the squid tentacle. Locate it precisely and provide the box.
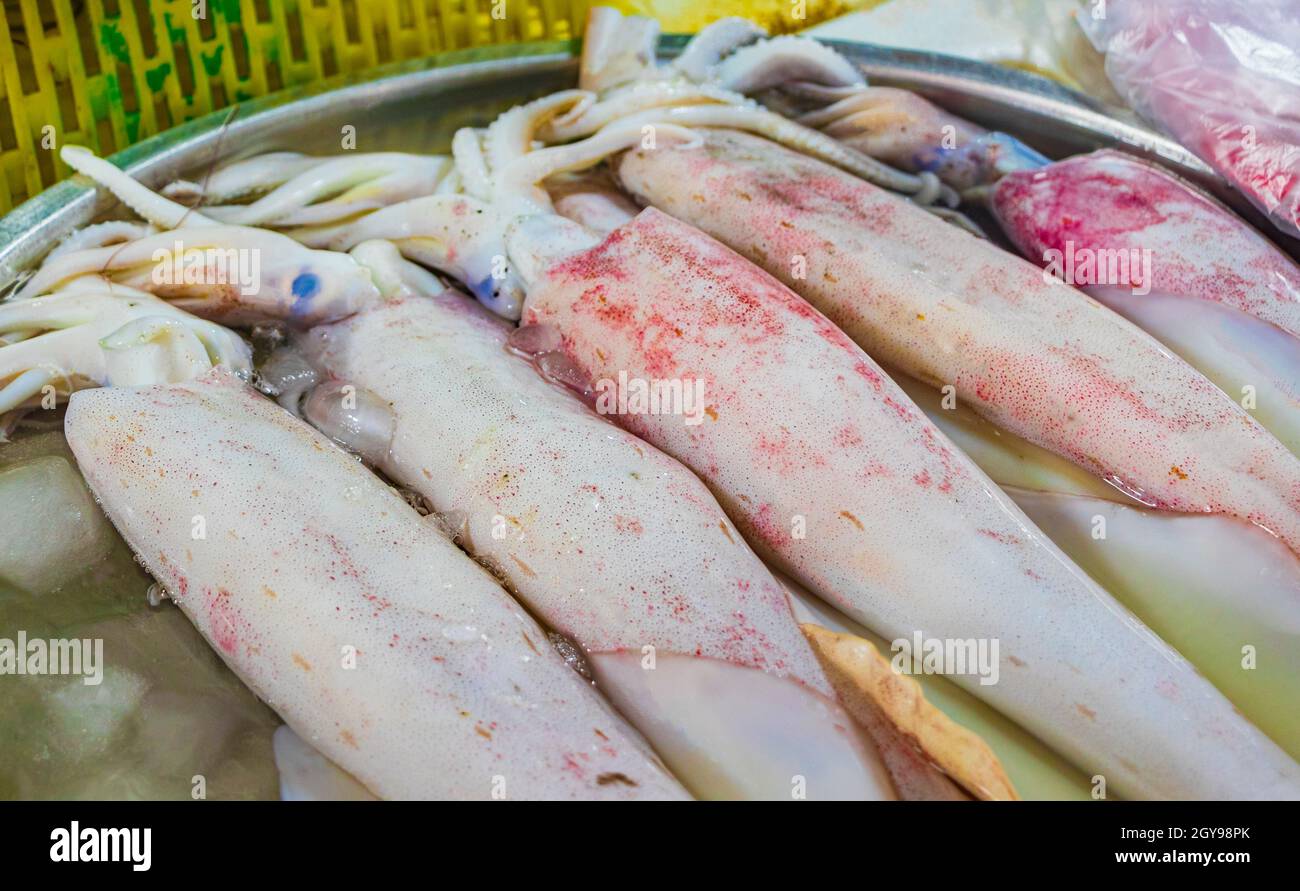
[589,104,959,205]
[538,81,750,142]
[291,193,524,319]
[46,221,158,260]
[579,6,662,92]
[483,90,595,173]
[0,283,252,415]
[671,16,768,82]
[29,149,381,325]
[192,154,455,227]
[452,128,494,201]
[161,152,319,203]
[490,120,702,217]
[569,9,957,206]
[708,34,867,95]
[62,146,218,229]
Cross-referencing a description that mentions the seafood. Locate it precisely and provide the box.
[160,152,456,227]
[212,105,1298,796]
[990,150,1300,456]
[640,14,1047,198]
[611,128,1300,556]
[511,199,1300,799]
[7,10,1300,801]
[895,369,1300,760]
[286,121,700,318]
[65,370,686,800]
[56,155,1013,800]
[674,19,1300,457]
[547,170,642,234]
[0,278,251,416]
[19,148,381,327]
[0,267,686,799]
[300,242,908,800]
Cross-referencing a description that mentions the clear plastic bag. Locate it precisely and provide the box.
[1079,0,1300,240]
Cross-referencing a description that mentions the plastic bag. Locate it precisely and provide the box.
[1079,0,1300,240]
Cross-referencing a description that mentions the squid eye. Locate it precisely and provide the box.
[291,273,321,300]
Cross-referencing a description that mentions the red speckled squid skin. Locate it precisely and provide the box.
[615,130,1300,554]
[63,370,687,801]
[522,206,1300,800]
[992,149,1300,337]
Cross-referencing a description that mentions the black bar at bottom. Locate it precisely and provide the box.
[0,800,1285,876]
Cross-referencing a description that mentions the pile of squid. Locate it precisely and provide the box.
[3,7,1299,801]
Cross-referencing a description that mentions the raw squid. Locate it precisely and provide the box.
[990,150,1300,455]
[894,369,1300,760]
[611,128,1300,557]
[298,242,913,800]
[0,231,686,799]
[676,18,1300,458]
[0,278,251,416]
[64,370,686,800]
[283,117,715,319]
[20,147,380,326]
[510,198,1300,799]
[249,110,1300,797]
[50,153,1018,800]
[644,13,1047,198]
[0,267,686,799]
[160,152,457,227]
[16,16,1300,800]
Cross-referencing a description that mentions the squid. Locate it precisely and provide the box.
[46,149,1020,801]
[160,152,457,227]
[204,105,1300,797]
[893,368,1300,760]
[540,9,965,212]
[20,147,380,327]
[617,16,1300,755]
[670,16,1300,457]
[67,372,687,800]
[645,12,1048,196]
[0,279,251,416]
[299,241,1019,800]
[0,280,686,800]
[22,39,1300,799]
[990,151,1300,456]
[282,119,704,319]
[602,123,1300,557]
[510,199,1300,800]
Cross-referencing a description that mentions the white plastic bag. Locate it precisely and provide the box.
[1079,0,1300,240]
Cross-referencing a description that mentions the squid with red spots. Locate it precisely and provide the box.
[564,12,1300,564]
[11,21,1300,799]
[513,201,1299,800]
[683,22,1300,458]
[0,281,684,800]
[203,93,1298,798]
[43,147,1017,801]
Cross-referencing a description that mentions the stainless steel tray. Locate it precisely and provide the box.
[2,35,1291,280]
